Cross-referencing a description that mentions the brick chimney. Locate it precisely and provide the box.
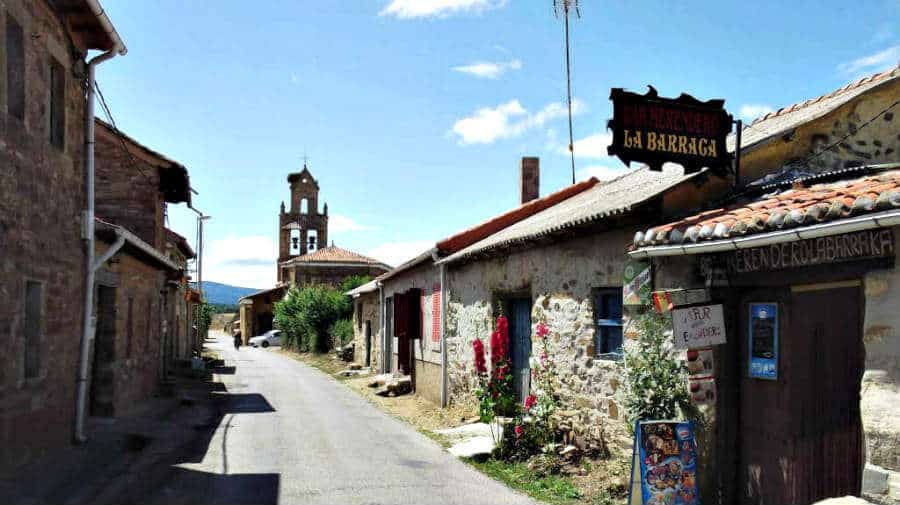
[520,157,540,204]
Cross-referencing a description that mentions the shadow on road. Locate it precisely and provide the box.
[155,468,280,505]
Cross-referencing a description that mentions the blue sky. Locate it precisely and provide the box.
[96,0,900,288]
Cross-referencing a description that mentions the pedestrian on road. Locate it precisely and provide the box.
[233,331,241,350]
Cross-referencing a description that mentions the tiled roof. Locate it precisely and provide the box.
[281,245,390,269]
[441,166,702,263]
[633,165,900,248]
[165,227,195,259]
[240,284,288,301]
[436,177,600,254]
[727,65,899,154]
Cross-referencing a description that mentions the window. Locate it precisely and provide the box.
[6,15,25,120]
[593,288,623,359]
[49,57,65,148]
[24,281,42,378]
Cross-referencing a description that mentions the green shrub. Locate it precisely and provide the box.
[330,318,354,347]
[273,282,354,353]
[621,311,690,424]
[339,275,371,294]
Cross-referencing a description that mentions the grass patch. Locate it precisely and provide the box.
[466,458,582,505]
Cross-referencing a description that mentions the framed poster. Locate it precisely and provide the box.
[748,303,778,379]
[671,304,726,349]
[628,420,700,505]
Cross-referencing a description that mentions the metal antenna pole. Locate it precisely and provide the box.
[564,4,575,184]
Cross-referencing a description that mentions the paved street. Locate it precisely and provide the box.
[148,332,536,505]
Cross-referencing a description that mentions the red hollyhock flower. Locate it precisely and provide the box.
[472,339,486,374]
[491,315,509,363]
[514,424,524,438]
[536,322,550,338]
[524,394,537,411]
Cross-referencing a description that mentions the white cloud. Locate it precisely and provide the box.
[452,98,585,144]
[576,165,630,182]
[452,59,521,79]
[366,240,435,267]
[837,45,900,76]
[380,0,506,19]
[330,214,378,234]
[203,235,277,289]
[558,132,612,159]
[739,104,774,122]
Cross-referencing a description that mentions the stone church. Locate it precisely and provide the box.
[277,165,390,285]
[239,164,390,342]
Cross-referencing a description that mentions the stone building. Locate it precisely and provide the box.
[347,280,381,369]
[437,164,728,450]
[239,285,287,344]
[164,227,197,363]
[0,0,124,470]
[93,118,195,374]
[92,219,182,417]
[629,66,900,504]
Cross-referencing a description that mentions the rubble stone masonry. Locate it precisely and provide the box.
[446,229,636,450]
[0,0,89,470]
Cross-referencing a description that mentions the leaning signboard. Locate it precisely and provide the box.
[671,303,726,349]
[607,86,733,173]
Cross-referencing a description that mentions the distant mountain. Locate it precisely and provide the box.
[199,281,259,306]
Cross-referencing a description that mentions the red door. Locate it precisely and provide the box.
[738,284,864,504]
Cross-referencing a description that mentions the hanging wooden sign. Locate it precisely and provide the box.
[671,303,726,349]
[608,86,733,173]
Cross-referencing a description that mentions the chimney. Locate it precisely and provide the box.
[520,157,540,204]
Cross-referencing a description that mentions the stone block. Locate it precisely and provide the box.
[862,463,890,495]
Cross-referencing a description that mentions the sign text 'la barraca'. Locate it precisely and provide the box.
[607,86,733,173]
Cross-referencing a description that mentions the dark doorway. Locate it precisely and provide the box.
[384,297,393,373]
[91,286,117,417]
[364,320,372,368]
[738,283,864,504]
[505,297,532,401]
[256,312,274,336]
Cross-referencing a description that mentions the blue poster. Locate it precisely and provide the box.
[630,421,699,505]
[749,303,778,379]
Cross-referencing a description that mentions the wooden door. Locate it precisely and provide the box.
[384,297,393,373]
[738,284,863,504]
[90,286,117,417]
[507,298,532,401]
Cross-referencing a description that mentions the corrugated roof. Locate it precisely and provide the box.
[281,245,391,270]
[165,227,195,259]
[346,279,379,297]
[633,164,900,248]
[727,65,899,154]
[239,284,288,302]
[441,167,700,263]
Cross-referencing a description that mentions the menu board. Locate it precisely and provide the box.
[749,303,778,379]
[671,304,726,349]
[629,421,700,505]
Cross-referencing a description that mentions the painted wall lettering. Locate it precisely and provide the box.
[727,229,894,273]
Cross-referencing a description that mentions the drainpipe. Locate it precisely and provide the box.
[75,8,127,442]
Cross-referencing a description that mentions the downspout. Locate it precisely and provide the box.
[75,9,127,442]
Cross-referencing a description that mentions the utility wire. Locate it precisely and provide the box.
[94,80,156,186]
[804,99,899,163]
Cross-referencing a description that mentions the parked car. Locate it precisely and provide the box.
[249,330,282,348]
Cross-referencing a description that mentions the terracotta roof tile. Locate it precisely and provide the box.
[634,168,900,247]
[281,246,390,268]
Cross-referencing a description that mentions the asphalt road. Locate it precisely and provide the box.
[148,332,537,505]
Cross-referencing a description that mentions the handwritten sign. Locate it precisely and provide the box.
[672,304,726,349]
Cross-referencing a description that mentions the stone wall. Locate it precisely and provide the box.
[740,77,900,185]
[0,0,89,471]
[861,227,900,474]
[446,229,636,448]
[288,264,388,288]
[352,291,382,369]
[95,241,167,417]
[94,129,165,250]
